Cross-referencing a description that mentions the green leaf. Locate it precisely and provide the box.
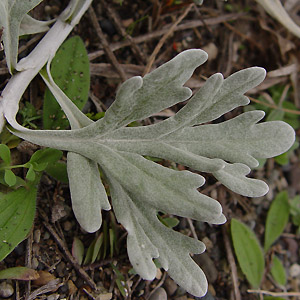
[0,144,11,164]
[264,297,285,300]
[29,148,63,166]
[231,218,265,288]
[43,36,90,130]
[83,238,96,265]
[264,191,290,252]
[0,187,37,261]
[289,195,300,226]
[0,267,39,280]
[31,162,48,172]
[111,263,127,297]
[274,152,289,166]
[266,108,284,122]
[45,161,68,183]
[270,255,286,286]
[102,220,108,259]
[115,278,127,297]
[82,233,105,265]
[159,215,180,228]
[109,228,115,258]
[91,233,103,264]
[72,237,84,265]
[4,169,17,186]
[25,164,36,181]
[274,140,299,166]
[0,0,44,73]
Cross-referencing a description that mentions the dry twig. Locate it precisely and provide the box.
[88,13,243,61]
[25,229,34,299]
[187,218,198,239]
[249,96,300,115]
[100,0,146,64]
[223,21,264,52]
[143,4,193,75]
[145,271,167,300]
[222,224,241,300]
[39,209,98,290]
[247,289,300,297]
[26,279,63,300]
[88,6,127,81]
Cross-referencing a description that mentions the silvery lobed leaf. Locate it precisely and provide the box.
[19,14,54,36]
[67,152,110,232]
[6,49,296,297]
[60,0,94,26]
[0,105,5,132]
[41,65,110,233]
[0,0,44,73]
[106,169,210,296]
[256,0,300,39]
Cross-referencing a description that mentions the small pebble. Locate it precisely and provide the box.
[63,221,73,231]
[56,261,66,277]
[32,257,39,269]
[43,232,50,240]
[0,282,14,298]
[289,263,300,277]
[149,287,167,300]
[202,43,218,60]
[58,283,69,294]
[99,19,117,35]
[164,277,177,296]
[193,253,218,283]
[98,293,113,300]
[34,229,41,243]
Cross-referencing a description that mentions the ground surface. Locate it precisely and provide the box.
[0,1,300,300]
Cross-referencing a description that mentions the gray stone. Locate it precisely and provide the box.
[0,282,14,298]
[149,287,168,300]
[290,263,300,277]
[164,277,178,296]
[193,253,218,283]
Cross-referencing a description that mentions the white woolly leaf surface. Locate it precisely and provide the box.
[0,0,44,72]
[6,49,296,297]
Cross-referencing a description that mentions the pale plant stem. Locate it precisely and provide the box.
[0,0,93,131]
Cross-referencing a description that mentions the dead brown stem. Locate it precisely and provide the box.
[88,6,127,81]
[88,13,244,61]
[40,210,98,291]
[100,0,146,64]
[143,4,193,75]
[222,224,241,300]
